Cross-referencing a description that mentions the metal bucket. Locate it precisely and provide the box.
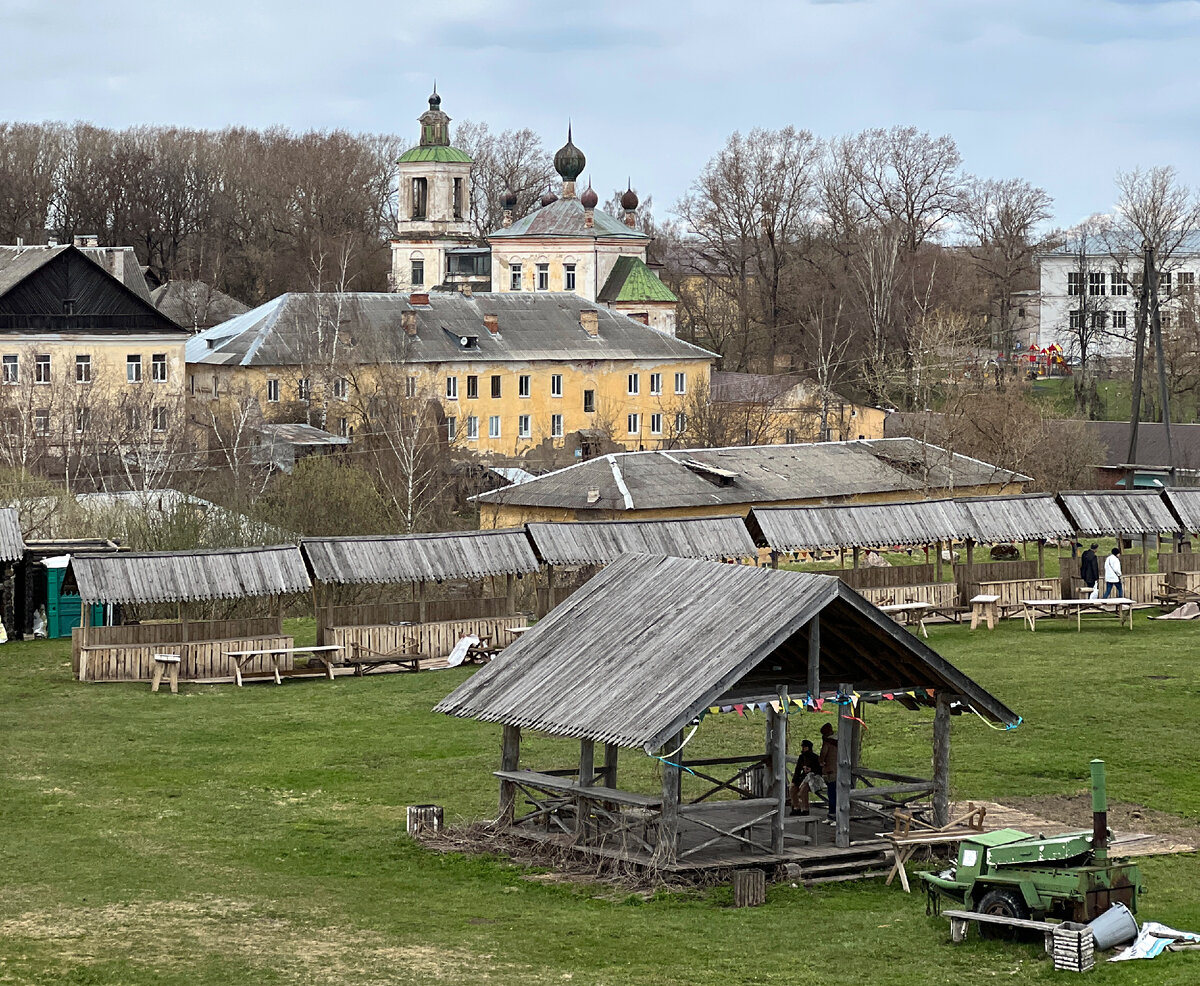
[1087,902,1138,949]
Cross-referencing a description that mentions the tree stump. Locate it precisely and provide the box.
[732,868,766,908]
[406,804,444,836]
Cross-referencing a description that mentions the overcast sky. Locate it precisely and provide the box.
[5,0,1200,234]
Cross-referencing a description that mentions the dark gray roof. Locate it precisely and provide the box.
[1162,489,1200,531]
[1068,420,1200,472]
[62,545,311,604]
[1056,490,1181,536]
[152,280,249,331]
[525,516,756,566]
[710,372,812,404]
[475,439,1030,512]
[747,499,974,551]
[488,195,646,240]
[256,423,348,447]
[0,245,152,302]
[301,529,540,585]
[434,554,1019,750]
[956,494,1077,543]
[186,291,713,367]
[0,507,25,562]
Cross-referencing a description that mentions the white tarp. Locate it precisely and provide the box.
[1111,922,1200,961]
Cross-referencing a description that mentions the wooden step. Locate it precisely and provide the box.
[804,868,891,885]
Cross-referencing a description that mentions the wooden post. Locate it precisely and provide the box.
[806,615,820,704]
[850,700,863,775]
[768,706,787,854]
[578,739,594,786]
[852,545,861,570]
[1037,540,1046,578]
[656,731,683,864]
[417,581,427,624]
[732,868,766,907]
[933,691,952,829]
[935,540,943,582]
[603,742,618,788]
[179,601,189,643]
[499,724,521,825]
[836,683,853,848]
[505,573,516,614]
[546,565,556,613]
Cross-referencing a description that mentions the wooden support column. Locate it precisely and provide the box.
[576,738,595,840]
[935,540,943,582]
[835,684,854,849]
[656,731,683,864]
[546,565,556,613]
[852,546,861,570]
[505,573,516,614]
[933,691,952,828]
[417,581,427,624]
[768,706,787,854]
[850,701,864,774]
[179,601,189,643]
[602,743,618,788]
[1037,540,1045,578]
[806,615,820,704]
[499,724,521,825]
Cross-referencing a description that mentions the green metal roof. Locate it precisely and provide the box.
[397,145,473,164]
[597,255,678,304]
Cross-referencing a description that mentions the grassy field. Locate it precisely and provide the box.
[2,615,1199,984]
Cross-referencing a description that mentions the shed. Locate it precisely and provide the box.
[524,516,756,567]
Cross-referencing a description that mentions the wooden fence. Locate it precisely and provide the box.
[824,564,936,589]
[323,615,528,664]
[976,577,1062,614]
[72,618,282,670]
[76,634,293,682]
[1062,554,1146,579]
[1066,573,1162,606]
[857,582,959,611]
[318,596,511,641]
[1157,552,1200,574]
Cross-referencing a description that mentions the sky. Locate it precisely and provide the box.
[5,0,1200,233]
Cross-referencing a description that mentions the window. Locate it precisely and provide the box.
[35,354,50,384]
[126,354,141,383]
[518,374,530,398]
[490,375,502,399]
[1113,310,1128,329]
[1161,311,1172,330]
[1179,271,1195,296]
[404,376,417,398]
[537,263,549,291]
[152,406,168,433]
[466,375,478,399]
[551,374,562,398]
[649,413,662,435]
[488,415,501,439]
[1160,271,1173,292]
[297,378,311,401]
[1067,271,1084,296]
[327,377,345,400]
[583,389,595,413]
[1088,272,1106,296]
[674,372,687,395]
[466,415,479,440]
[785,428,797,444]
[564,263,576,291]
[267,379,280,403]
[453,177,464,219]
[125,406,140,431]
[627,412,640,435]
[518,414,531,439]
[189,374,195,395]
[1069,310,1083,330]
[447,416,457,441]
[649,372,662,396]
[551,413,563,438]
[510,263,522,291]
[675,411,687,434]
[411,259,424,287]
[2,355,17,385]
[211,374,219,399]
[627,372,640,396]
[34,408,49,436]
[151,353,168,383]
[338,417,349,438]
[411,176,428,219]
[74,406,89,434]
[446,376,458,400]
[1112,271,1129,296]
[75,354,91,384]
[1093,312,1106,330]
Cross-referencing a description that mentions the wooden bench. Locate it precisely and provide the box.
[879,602,931,638]
[943,908,1061,948]
[150,653,180,694]
[226,644,343,685]
[347,643,429,675]
[1021,597,1134,632]
[969,594,1000,630]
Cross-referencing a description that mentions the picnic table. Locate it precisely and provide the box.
[879,602,931,638]
[225,644,343,685]
[1021,597,1134,632]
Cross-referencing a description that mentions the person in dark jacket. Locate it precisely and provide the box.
[1080,543,1100,596]
[789,739,824,815]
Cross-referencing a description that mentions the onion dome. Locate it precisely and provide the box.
[553,124,586,182]
[501,187,518,209]
[580,182,598,209]
[428,84,441,109]
[540,187,558,207]
[621,181,639,211]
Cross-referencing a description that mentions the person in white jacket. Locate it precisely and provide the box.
[1102,547,1123,599]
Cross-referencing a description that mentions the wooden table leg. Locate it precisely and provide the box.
[151,662,164,693]
[272,654,282,685]
[235,661,243,687]
[169,662,179,694]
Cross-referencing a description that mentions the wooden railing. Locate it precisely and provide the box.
[1157,552,1200,574]
[77,634,293,682]
[858,582,959,611]
[73,618,282,669]
[823,564,936,589]
[323,615,528,664]
[319,596,511,636]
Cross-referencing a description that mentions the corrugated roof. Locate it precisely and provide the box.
[746,499,973,551]
[1057,490,1181,535]
[597,256,678,303]
[957,494,1077,543]
[302,529,540,584]
[187,291,714,367]
[434,554,1019,751]
[526,516,756,566]
[0,507,25,561]
[1162,489,1200,531]
[63,545,311,604]
[488,195,646,240]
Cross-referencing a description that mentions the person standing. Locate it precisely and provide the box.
[789,739,824,815]
[818,722,838,824]
[1080,543,1100,598]
[1102,546,1123,599]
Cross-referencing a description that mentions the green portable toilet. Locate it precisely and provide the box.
[43,556,103,639]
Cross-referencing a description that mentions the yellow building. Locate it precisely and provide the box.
[709,372,887,445]
[0,244,189,477]
[474,438,1030,528]
[186,290,715,458]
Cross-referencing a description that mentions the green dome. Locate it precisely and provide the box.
[553,126,585,182]
[397,145,473,164]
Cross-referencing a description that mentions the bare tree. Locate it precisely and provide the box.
[453,121,555,238]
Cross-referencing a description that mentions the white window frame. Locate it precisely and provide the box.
[627,372,640,396]
[126,354,142,383]
[627,412,640,435]
[1088,272,1106,296]
[518,414,531,439]
[151,353,168,383]
[297,378,311,402]
[675,411,687,434]
[1112,270,1129,296]
[33,408,49,436]
[266,379,280,403]
[1113,310,1128,329]
[564,263,576,291]
[649,372,662,396]
[75,406,89,434]
[551,413,563,438]
[674,371,686,395]
[411,258,424,287]
[36,354,52,385]
[446,376,458,400]
[406,376,417,398]
[518,374,531,398]
[333,377,349,400]
[551,374,563,398]
[466,415,479,440]
[510,262,522,291]
[152,406,168,433]
[338,417,349,438]
[75,354,91,384]
[536,263,549,291]
[2,355,17,385]
[447,416,457,441]
[488,415,501,439]
[1067,271,1084,296]
[650,412,662,435]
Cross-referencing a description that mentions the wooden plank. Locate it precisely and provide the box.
[806,615,820,703]
[656,731,682,865]
[769,706,787,854]
[500,724,521,824]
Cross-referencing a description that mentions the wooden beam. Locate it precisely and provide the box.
[656,731,683,865]
[505,573,516,615]
[417,581,427,624]
[768,706,787,853]
[499,724,521,825]
[603,742,618,788]
[546,565,556,612]
[836,683,853,849]
[578,739,594,787]
[935,540,943,582]
[807,615,820,704]
[1037,540,1045,578]
[852,546,860,570]
[933,691,952,828]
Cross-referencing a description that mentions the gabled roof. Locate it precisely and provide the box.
[488,196,647,240]
[597,256,677,303]
[435,554,1019,751]
[187,291,714,367]
[152,279,249,331]
[0,507,25,562]
[302,529,540,584]
[525,516,755,566]
[0,245,153,301]
[1057,489,1181,536]
[1162,489,1200,531]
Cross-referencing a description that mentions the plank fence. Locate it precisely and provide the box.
[77,634,293,682]
[857,582,959,611]
[318,597,510,642]
[323,615,528,665]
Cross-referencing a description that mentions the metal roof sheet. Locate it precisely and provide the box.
[1162,489,1200,531]
[596,256,678,303]
[434,554,1018,751]
[746,499,973,551]
[0,507,25,561]
[302,529,540,585]
[63,545,311,604]
[956,494,1077,543]
[1056,490,1181,536]
[488,195,646,239]
[525,516,756,566]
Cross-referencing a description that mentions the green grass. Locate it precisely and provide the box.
[2,616,1199,984]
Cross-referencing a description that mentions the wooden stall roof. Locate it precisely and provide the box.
[1057,490,1181,536]
[956,493,1076,543]
[1162,489,1200,532]
[525,516,756,566]
[62,545,311,604]
[301,529,540,585]
[435,554,1019,752]
[0,507,25,561]
[745,499,973,550]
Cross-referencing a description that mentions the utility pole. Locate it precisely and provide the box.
[1127,242,1152,465]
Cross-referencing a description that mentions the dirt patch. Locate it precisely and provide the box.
[979,795,1200,851]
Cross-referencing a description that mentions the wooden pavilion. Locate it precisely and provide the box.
[436,554,1019,879]
[63,545,311,682]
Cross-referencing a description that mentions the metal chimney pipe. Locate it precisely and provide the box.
[1090,758,1108,861]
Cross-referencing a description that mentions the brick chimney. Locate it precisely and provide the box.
[580,309,599,336]
[484,313,499,334]
[409,292,430,306]
[401,311,417,336]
